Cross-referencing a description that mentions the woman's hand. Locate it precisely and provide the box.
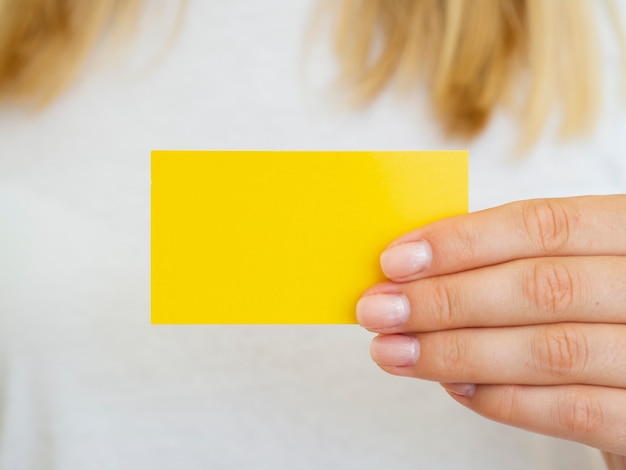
[357,195,626,458]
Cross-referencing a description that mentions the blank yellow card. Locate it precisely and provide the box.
[151,150,467,324]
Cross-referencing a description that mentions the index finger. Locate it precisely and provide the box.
[380,195,626,282]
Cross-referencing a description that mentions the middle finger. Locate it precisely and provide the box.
[357,256,626,333]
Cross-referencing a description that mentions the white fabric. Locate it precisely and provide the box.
[0,1,624,469]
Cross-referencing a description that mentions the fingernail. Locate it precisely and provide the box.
[380,240,432,280]
[370,335,420,367]
[356,294,410,329]
[440,383,476,398]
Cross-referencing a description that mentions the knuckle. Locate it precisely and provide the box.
[522,199,572,254]
[439,332,469,374]
[450,221,479,264]
[526,261,577,320]
[492,385,519,423]
[532,324,588,378]
[556,390,604,436]
[427,279,460,329]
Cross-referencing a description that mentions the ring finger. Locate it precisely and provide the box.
[370,323,626,388]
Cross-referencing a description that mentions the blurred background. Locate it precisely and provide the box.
[0,1,624,469]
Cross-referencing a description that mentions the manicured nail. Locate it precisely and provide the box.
[380,240,432,280]
[440,383,476,398]
[370,335,420,366]
[356,294,410,329]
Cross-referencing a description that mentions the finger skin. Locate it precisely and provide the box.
[604,452,626,470]
[386,195,626,282]
[373,324,626,388]
[448,384,626,456]
[360,256,626,333]
[364,195,626,455]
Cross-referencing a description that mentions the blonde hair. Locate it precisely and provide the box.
[0,0,140,104]
[329,0,624,146]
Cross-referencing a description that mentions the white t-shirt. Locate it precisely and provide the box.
[0,1,624,469]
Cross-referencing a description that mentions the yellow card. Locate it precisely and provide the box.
[151,151,467,324]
